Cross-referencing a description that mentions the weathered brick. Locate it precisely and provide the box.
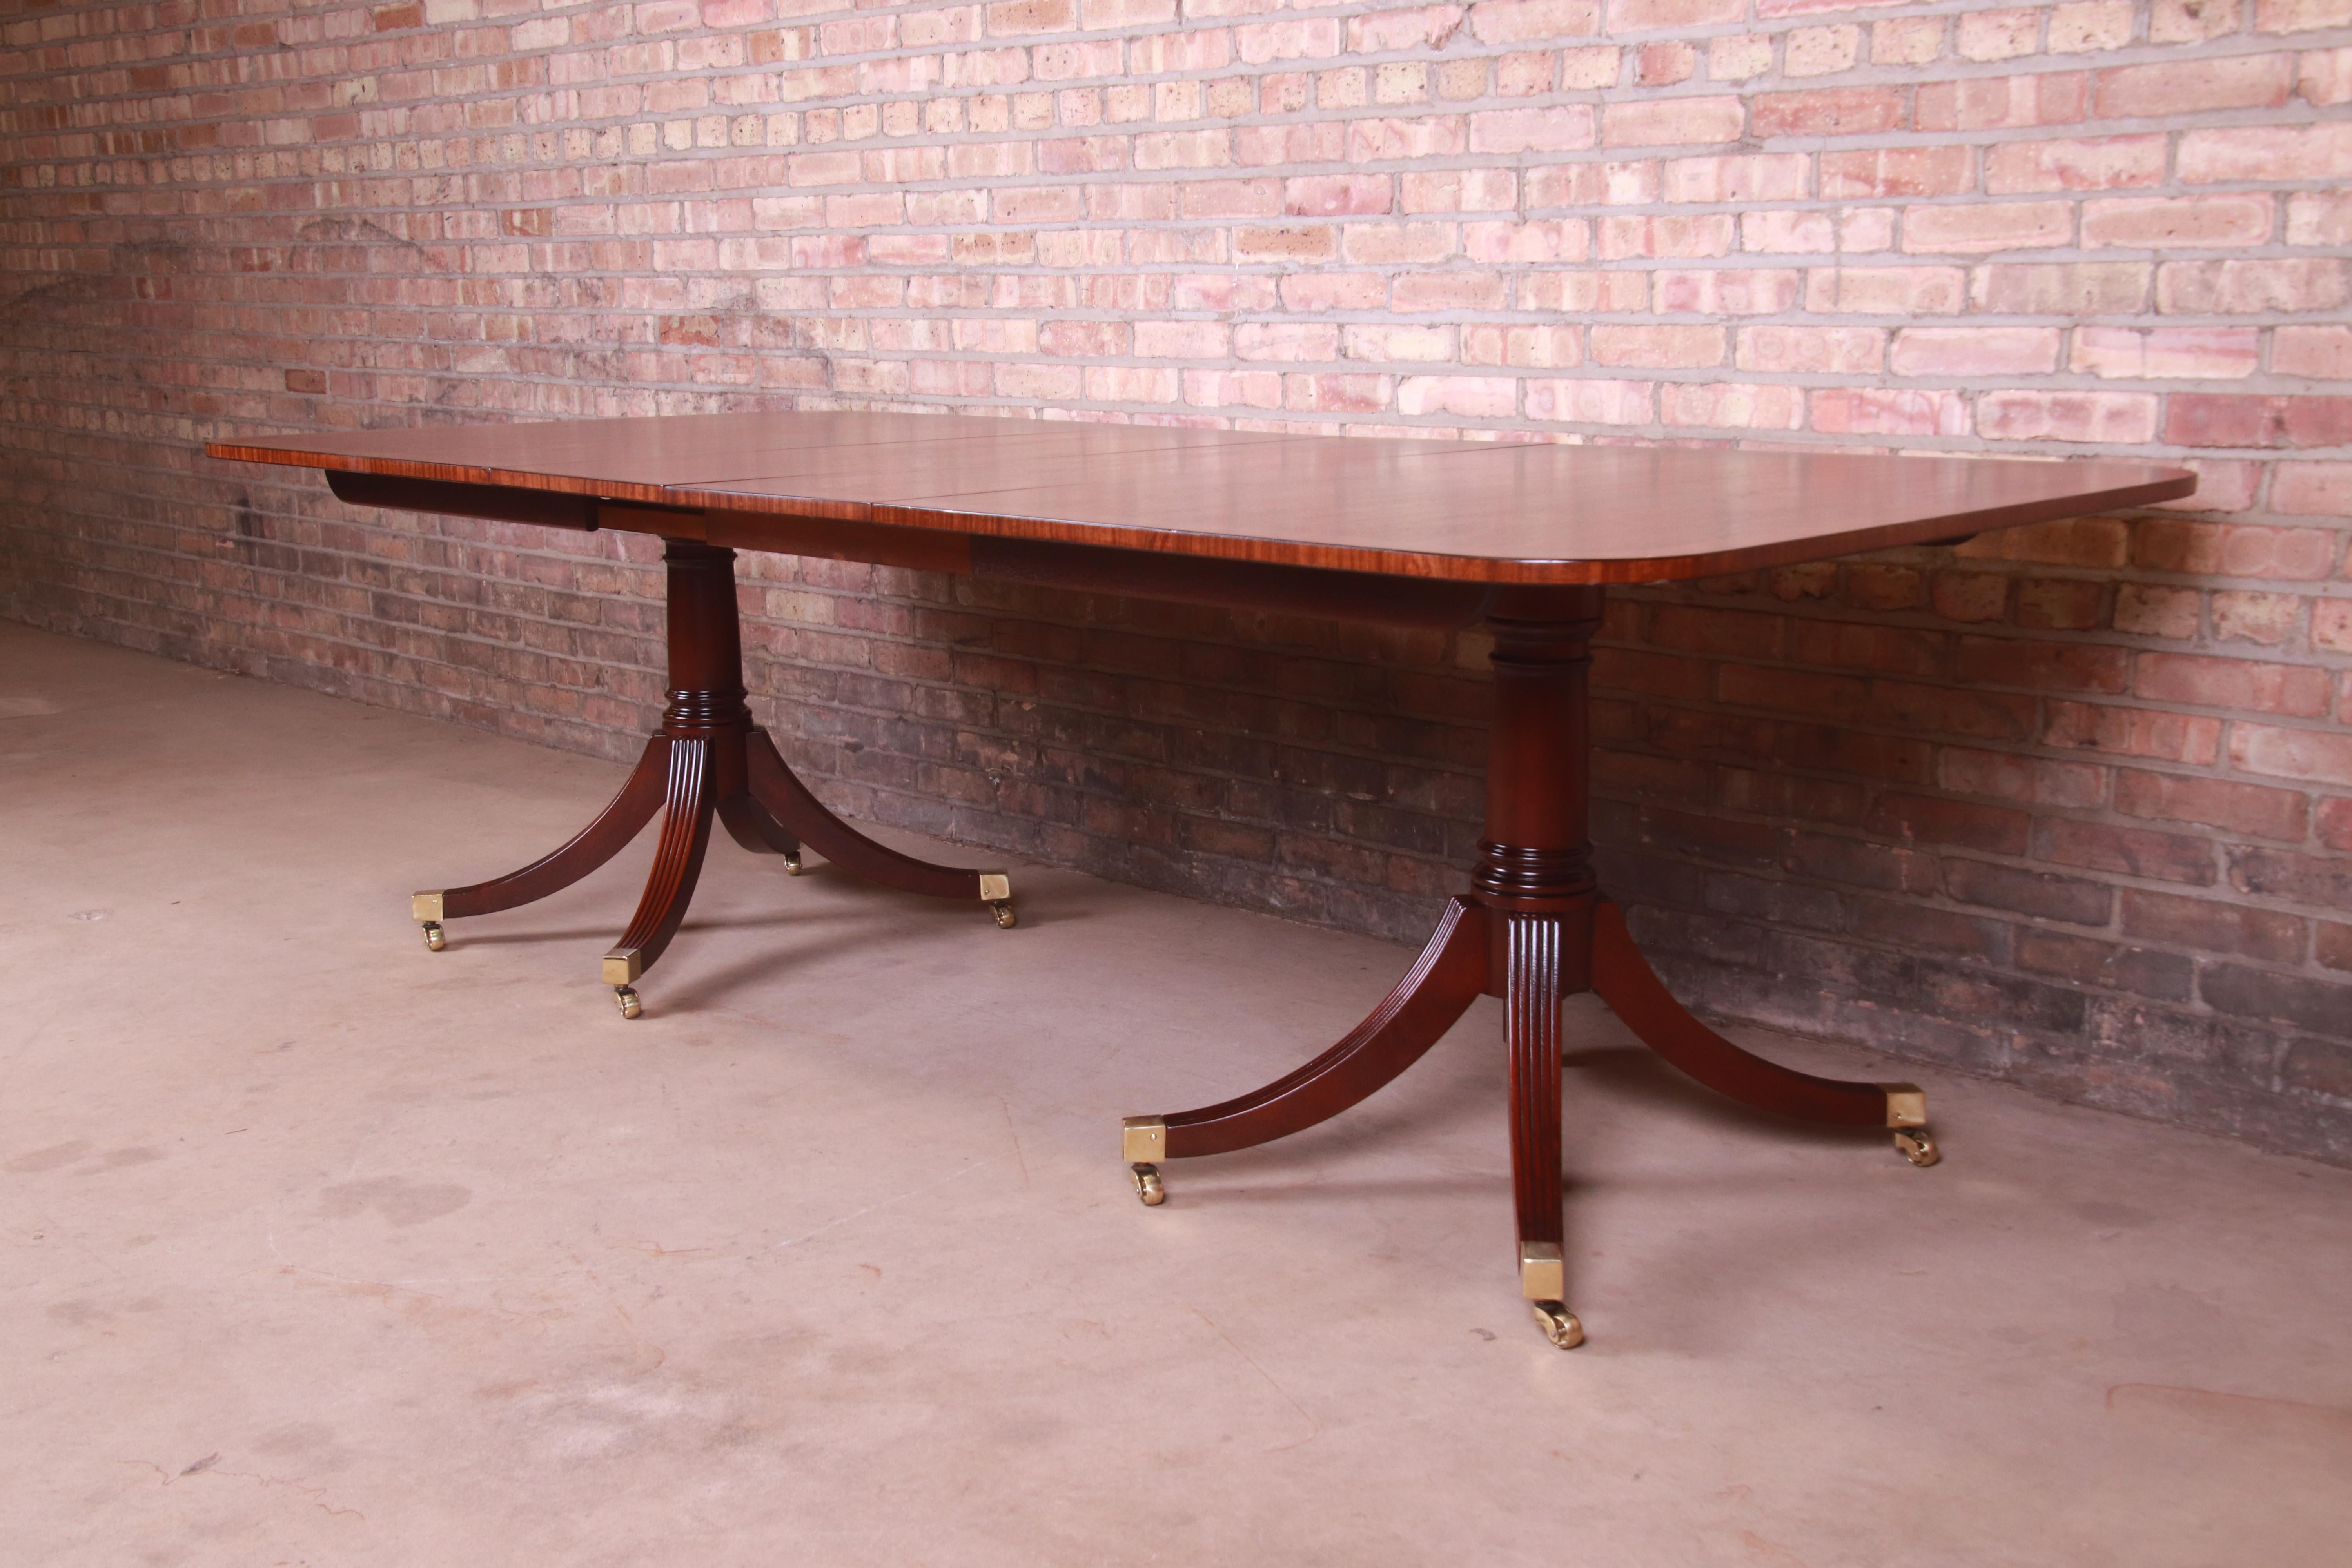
[2035,817,2218,885]
[7,0,2350,1171]
[1945,857,2114,924]
[2116,769,2311,840]
[2124,888,2309,963]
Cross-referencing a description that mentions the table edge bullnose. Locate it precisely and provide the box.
[204,437,2196,584]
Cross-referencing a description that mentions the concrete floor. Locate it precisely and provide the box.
[3,620,2348,1566]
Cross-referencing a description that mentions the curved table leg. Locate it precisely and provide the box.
[601,736,719,1018]
[1591,900,1939,1165]
[745,730,1015,926]
[715,786,803,862]
[411,736,669,948]
[1118,898,1489,1204]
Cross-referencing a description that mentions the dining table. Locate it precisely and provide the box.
[209,409,2195,1347]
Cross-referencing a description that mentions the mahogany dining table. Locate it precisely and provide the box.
[209,411,2194,1348]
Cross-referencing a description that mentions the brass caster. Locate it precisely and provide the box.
[1531,1301,1584,1350]
[1894,1128,1940,1167]
[783,852,803,876]
[989,900,1017,929]
[421,921,445,952]
[613,985,642,1020]
[1129,1163,1165,1206]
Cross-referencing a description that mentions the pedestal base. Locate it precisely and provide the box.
[1117,587,1937,1347]
[412,540,1014,1014]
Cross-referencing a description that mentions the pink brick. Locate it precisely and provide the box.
[1394,375,1519,418]
[2271,463,2352,516]
[2302,47,2352,104]
[1590,323,1727,367]
[1636,41,1697,85]
[1283,372,1393,412]
[1888,327,2060,377]
[1462,325,1586,368]
[1750,88,1904,138]
[2166,394,2352,449]
[2083,196,2277,249]
[2137,521,2339,578]
[1463,219,1591,263]
[1652,268,1802,314]
[1660,154,1811,203]
[1756,0,1907,15]
[1601,96,1744,147]
[1527,162,1662,207]
[2178,123,2352,183]
[1599,214,1734,259]
[2070,327,2260,380]
[1902,201,2074,254]
[1742,211,1838,253]
[1402,169,1520,213]
[2230,723,2352,786]
[2315,598,2352,653]
[1736,325,1885,374]
[1807,265,1968,314]
[1390,271,1507,311]
[2257,0,2352,33]
[1917,72,2088,132]
[2094,54,2296,117]
[1525,378,1656,424]
[1810,387,1971,436]
[2138,653,2335,717]
[1820,145,1977,198]
[2288,191,2352,246]
[2155,258,2352,313]
[2043,701,2223,766]
[1469,0,1602,44]
[1608,0,1744,24]
[1285,175,1392,217]
[1468,105,1597,153]
[1980,390,2160,443]
[1660,381,1806,430]
[2274,325,2352,379]
[1984,134,2167,193]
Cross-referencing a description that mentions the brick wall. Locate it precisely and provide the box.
[3,0,2348,1161]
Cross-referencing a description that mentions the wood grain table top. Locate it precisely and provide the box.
[210,410,2196,584]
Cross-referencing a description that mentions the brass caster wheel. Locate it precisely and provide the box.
[989,900,1017,930]
[1894,1128,1940,1167]
[1129,1163,1165,1206]
[1530,1301,1584,1350]
[421,921,445,952]
[783,852,803,876]
[613,985,642,1020]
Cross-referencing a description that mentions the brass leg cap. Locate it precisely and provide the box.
[614,985,642,1020]
[1894,1128,1940,1167]
[1129,1163,1165,1206]
[421,921,445,952]
[783,852,803,875]
[1531,1301,1584,1350]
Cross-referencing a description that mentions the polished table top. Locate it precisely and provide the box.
[211,410,2196,585]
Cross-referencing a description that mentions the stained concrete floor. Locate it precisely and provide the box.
[3,620,2349,1566]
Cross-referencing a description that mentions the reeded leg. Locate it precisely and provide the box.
[602,735,719,1018]
[1119,897,1489,1203]
[412,735,670,949]
[744,730,1015,926]
[1506,913,1582,1350]
[1591,900,1938,1166]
